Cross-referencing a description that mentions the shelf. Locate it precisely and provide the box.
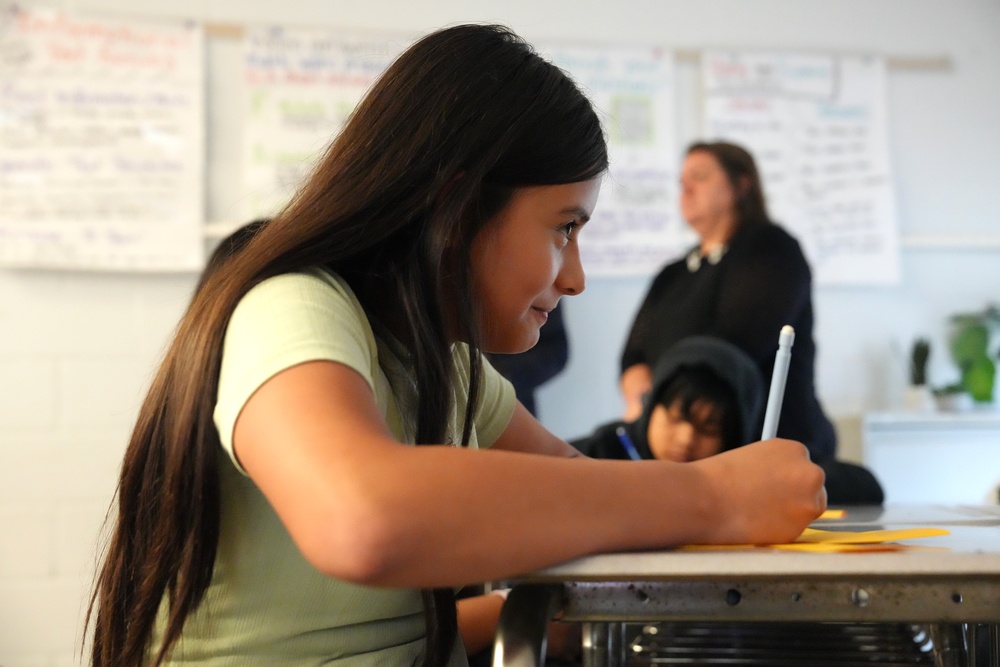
[864,410,1000,431]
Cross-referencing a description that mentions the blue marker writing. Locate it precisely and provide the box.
[615,426,642,461]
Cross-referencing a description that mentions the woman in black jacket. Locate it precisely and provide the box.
[620,141,837,462]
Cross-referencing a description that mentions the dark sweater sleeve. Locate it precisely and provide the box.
[570,421,631,460]
[620,265,676,372]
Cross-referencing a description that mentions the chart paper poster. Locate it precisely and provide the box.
[702,51,901,285]
[0,7,204,270]
[543,44,685,277]
[241,26,400,219]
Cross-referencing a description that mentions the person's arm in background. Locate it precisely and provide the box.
[457,591,506,657]
[487,302,569,416]
[620,365,653,421]
[457,590,582,663]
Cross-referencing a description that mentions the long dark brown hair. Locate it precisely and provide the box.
[687,141,770,229]
[86,24,607,666]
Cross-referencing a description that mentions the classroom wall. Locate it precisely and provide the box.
[1,1,998,664]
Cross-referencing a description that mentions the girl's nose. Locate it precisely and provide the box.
[555,243,586,296]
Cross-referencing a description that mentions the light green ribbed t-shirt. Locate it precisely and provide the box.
[153,267,516,665]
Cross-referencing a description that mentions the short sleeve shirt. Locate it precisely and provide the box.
[154,267,516,665]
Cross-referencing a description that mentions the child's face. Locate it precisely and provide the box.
[646,399,725,463]
[470,178,600,354]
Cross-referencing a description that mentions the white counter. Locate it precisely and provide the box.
[862,410,1000,504]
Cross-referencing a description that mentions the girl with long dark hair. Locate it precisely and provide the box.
[87,25,825,666]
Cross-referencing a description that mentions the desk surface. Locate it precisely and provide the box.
[495,505,1000,666]
[518,504,1000,582]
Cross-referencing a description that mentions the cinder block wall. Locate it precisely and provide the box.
[0,272,194,666]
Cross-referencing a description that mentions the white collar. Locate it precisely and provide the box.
[686,244,728,272]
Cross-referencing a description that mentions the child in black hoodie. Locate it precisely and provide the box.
[573,336,883,505]
[573,336,763,463]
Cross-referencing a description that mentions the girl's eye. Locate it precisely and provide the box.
[559,221,579,239]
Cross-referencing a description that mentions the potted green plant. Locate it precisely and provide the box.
[904,337,934,411]
[933,382,972,412]
[947,304,1000,406]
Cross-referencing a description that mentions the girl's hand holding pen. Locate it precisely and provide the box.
[693,438,827,545]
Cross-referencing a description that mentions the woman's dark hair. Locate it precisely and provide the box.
[654,365,742,453]
[86,23,607,667]
[686,140,770,228]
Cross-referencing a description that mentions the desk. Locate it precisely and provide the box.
[493,505,1000,667]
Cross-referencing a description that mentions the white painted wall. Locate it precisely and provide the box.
[1,1,998,664]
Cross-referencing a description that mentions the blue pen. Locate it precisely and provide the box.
[615,426,642,461]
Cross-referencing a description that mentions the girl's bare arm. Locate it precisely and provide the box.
[234,360,825,589]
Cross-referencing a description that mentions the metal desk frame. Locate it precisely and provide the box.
[492,505,1000,667]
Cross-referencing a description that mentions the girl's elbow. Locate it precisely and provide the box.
[293,501,407,586]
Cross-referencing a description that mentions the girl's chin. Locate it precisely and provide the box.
[483,329,540,355]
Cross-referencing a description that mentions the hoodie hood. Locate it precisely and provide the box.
[633,336,765,454]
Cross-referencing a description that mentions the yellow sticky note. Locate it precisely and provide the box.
[677,544,756,552]
[817,509,846,520]
[795,527,950,545]
[771,542,910,553]
[676,527,950,552]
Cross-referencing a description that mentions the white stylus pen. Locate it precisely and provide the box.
[761,325,795,440]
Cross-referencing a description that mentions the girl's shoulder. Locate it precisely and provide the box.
[217,267,382,460]
[228,266,378,367]
[248,266,352,298]
[237,267,366,322]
